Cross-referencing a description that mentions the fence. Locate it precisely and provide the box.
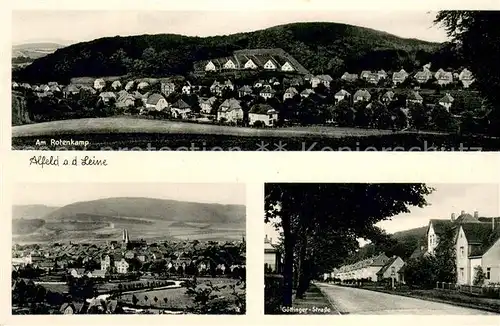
[435,282,500,299]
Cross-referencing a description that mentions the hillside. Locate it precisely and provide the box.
[44,197,246,225]
[12,205,59,219]
[12,42,65,59]
[13,22,445,84]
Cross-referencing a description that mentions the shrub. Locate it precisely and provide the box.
[264,274,283,314]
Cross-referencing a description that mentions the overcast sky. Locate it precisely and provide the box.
[12,10,449,45]
[13,183,246,207]
[264,183,500,245]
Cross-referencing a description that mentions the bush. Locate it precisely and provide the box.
[264,274,283,314]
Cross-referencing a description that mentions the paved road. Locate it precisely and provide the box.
[316,283,497,315]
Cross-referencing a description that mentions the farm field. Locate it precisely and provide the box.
[119,278,243,311]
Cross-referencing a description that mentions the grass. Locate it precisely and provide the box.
[359,284,500,313]
[119,278,242,311]
[12,117,500,151]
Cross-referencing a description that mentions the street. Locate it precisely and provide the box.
[316,283,497,315]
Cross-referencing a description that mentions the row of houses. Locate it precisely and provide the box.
[422,211,500,286]
[327,253,406,283]
[341,66,474,88]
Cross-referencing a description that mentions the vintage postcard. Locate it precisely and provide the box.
[11,183,246,315]
[264,183,500,315]
[10,10,500,151]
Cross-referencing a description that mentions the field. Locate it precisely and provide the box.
[13,116,498,151]
[119,278,243,311]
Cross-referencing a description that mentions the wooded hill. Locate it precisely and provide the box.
[13,22,455,84]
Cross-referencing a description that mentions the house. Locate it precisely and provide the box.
[259,86,276,99]
[281,61,295,72]
[115,259,130,274]
[205,60,217,72]
[115,93,136,109]
[199,96,217,114]
[161,82,176,96]
[218,98,243,123]
[223,59,237,70]
[94,78,106,90]
[366,73,380,85]
[381,90,395,103]
[334,89,351,103]
[124,251,135,259]
[39,84,50,92]
[392,69,408,85]
[101,255,113,271]
[170,99,192,119]
[64,84,80,97]
[263,59,278,70]
[244,59,258,70]
[406,91,423,105]
[181,85,192,95]
[287,77,304,87]
[360,70,372,80]
[12,81,19,89]
[376,256,405,282]
[249,104,278,127]
[269,77,280,86]
[459,68,475,88]
[87,270,107,278]
[377,70,388,79]
[36,260,55,272]
[331,253,390,282]
[253,80,265,88]
[145,93,168,111]
[300,89,315,98]
[438,93,455,111]
[353,89,371,103]
[311,75,333,88]
[224,80,235,91]
[283,87,299,101]
[60,302,88,314]
[69,268,86,278]
[415,70,433,84]
[210,81,223,96]
[125,81,135,91]
[99,92,116,104]
[137,81,150,90]
[436,71,454,85]
[456,219,500,285]
[49,85,61,93]
[341,72,359,83]
[111,80,122,90]
[238,85,253,98]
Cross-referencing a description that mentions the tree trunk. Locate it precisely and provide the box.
[296,239,308,299]
[282,213,294,307]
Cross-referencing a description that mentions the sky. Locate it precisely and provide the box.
[12,183,246,207]
[264,183,500,245]
[12,10,449,45]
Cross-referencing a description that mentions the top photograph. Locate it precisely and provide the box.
[11,10,500,151]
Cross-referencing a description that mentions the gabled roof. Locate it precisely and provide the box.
[249,104,277,115]
[239,85,252,92]
[335,89,351,97]
[316,74,333,82]
[353,89,371,100]
[260,86,276,94]
[428,219,454,236]
[407,91,423,101]
[172,99,191,110]
[439,93,455,104]
[146,93,166,105]
[376,256,399,275]
[219,98,242,112]
[285,87,298,94]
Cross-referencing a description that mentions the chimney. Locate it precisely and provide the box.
[451,213,456,221]
[474,211,479,219]
[461,210,466,216]
[265,234,268,242]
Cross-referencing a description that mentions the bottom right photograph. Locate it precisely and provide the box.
[264,183,500,315]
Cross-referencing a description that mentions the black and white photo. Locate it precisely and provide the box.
[12,183,246,315]
[264,183,500,315]
[11,10,500,151]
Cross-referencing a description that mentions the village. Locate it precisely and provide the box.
[11,49,483,133]
[11,229,246,314]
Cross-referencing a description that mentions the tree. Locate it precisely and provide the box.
[154,296,159,304]
[132,294,138,306]
[431,107,457,132]
[435,11,500,136]
[408,102,429,130]
[163,297,168,306]
[265,183,433,306]
[473,266,486,286]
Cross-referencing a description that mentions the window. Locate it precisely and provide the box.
[460,246,464,257]
[486,268,491,280]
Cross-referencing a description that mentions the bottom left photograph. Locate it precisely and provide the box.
[11,182,246,315]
